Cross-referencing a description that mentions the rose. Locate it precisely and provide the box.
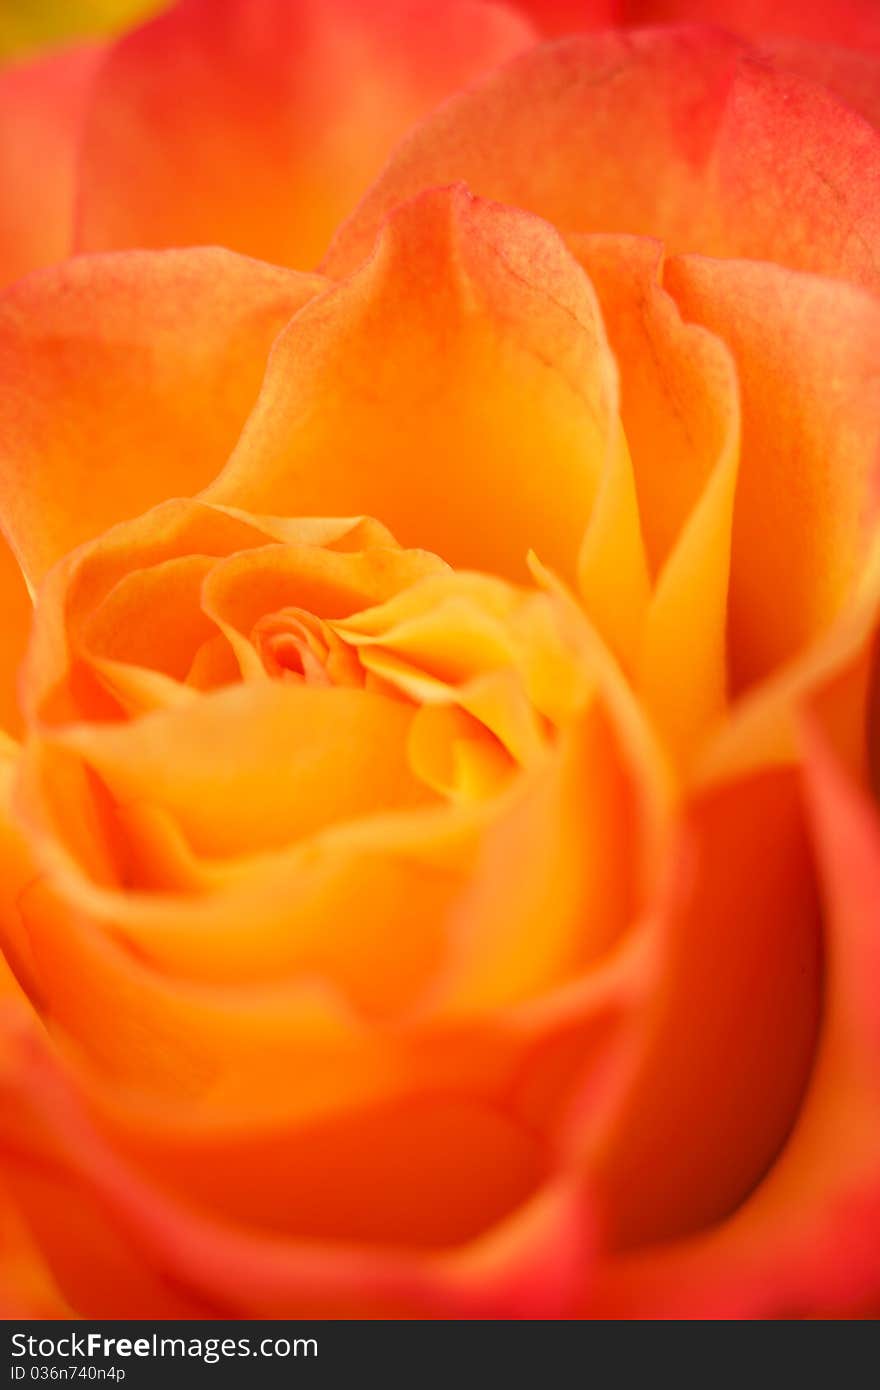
[0,2,879,1321]
[2,0,878,739]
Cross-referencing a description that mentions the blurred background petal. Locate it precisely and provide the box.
[0,0,163,61]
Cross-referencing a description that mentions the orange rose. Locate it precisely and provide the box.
[0,1,878,1320]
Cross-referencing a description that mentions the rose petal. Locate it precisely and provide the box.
[0,251,324,587]
[570,233,741,760]
[576,768,821,1249]
[570,236,734,579]
[623,1,880,53]
[208,186,618,585]
[664,255,880,691]
[335,572,599,788]
[588,729,880,1317]
[99,1092,547,1252]
[41,681,432,860]
[83,555,221,688]
[75,0,535,269]
[621,11,880,130]
[437,701,641,1010]
[16,773,474,1017]
[758,39,880,129]
[505,0,618,36]
[327,27,880,294]
[507,0,880,52]
[696,531,880,789]
[0,42,103,287]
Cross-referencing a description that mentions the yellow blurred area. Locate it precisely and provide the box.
[0,0,164,60]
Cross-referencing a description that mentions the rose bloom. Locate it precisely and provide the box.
[0,0,879,1320]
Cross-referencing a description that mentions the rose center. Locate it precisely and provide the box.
[251,607,364,688]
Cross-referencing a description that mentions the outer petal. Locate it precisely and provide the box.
[326,27,880,294]
[74,0,535,269]
[663,256,880,691]
[507,0,880,52]
[207,186,618,586]
[507,7,880,127]
[0,249,323,586]
[589,730,880,1317]
[758,40,880,130]
[0,42,103,287]
[0,1017,594,1317]
[578,767,822,1250]
[0,1175,70,1319]
[506,0,618,36]
[623,1,880,54]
